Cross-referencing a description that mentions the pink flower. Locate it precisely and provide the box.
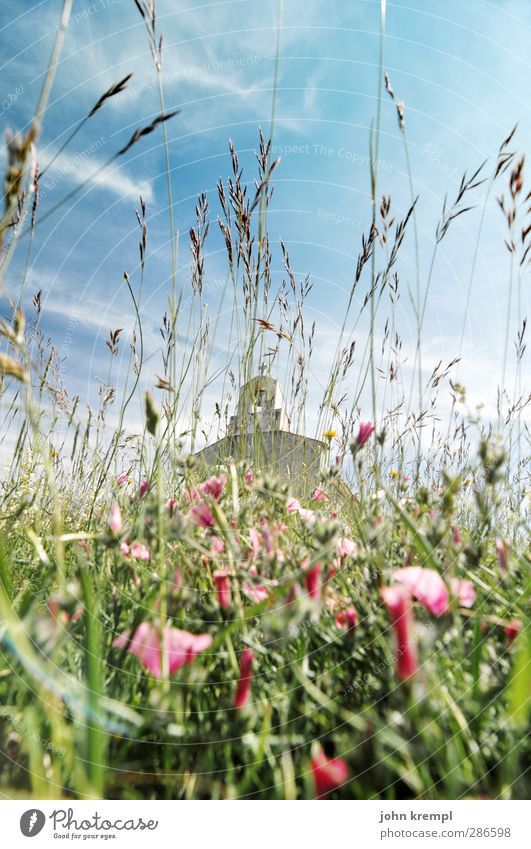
[109,503,123,534]
[311,747,349,799]
[326,564,337,583]
[312,488,325,501]
[286,497,302,513]
[496,539,509,572]
[210,536,225,555]
[113,622,212,678]
[450,578,476,608]
[304,562,322,600]
[336,537,357,559]
[245,470,254,483]
[119,541,130,557]
[130,541,150,561]
[242,582,270,603]
[394,566,449,616]
[355,421,375,447]
[335,607,358,632]
[261,523,273,554]
[213,569,232,610]
[381,585,417,680]
[166,498,178,516]
[189,501,215,528]
[299,507,316,525]
[139,480,150,499]
[117,472,128,487]
[234,648,254,709]
[452,526,462,545]
[504,619,521,643]
[248,528,261,561]
[286,497,315,524]
[199,475,226,500]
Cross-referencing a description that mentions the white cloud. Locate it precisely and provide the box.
[38,147,154,203]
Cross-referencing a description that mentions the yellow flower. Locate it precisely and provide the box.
[323,429,337,440]
[390,469,399,479]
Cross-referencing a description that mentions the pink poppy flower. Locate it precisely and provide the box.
[113,622,212,678]
[355,421,375,447]
[245,470,254,483]
[116,472,128,487]
[234,648,254,709]
[139,480,150,499]
[130,541,150,561]
[450,578,476,608]
[120,541,130,557]
[335,607,358,631]
[109,503,123,534]
[189,501,215,528]
[381,585,417,680]
[199,475,226,500]
[394,566,449,616]
[311,747,349,799]
[504,619,521,643]
[312,488,325,501]
[496,539,509,572]
[213,569,232,610]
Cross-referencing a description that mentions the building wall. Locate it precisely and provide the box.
[195,430,324,486]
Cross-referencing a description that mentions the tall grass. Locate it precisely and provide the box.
[0,0,528,801]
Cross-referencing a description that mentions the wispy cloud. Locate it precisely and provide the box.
[38,146,154,203]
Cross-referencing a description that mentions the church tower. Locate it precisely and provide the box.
[195,370,325,486]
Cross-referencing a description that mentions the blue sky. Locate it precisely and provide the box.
[0,0,529,449]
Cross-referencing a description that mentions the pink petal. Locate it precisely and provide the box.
[211,536,225,555]
[298,507,316,525]
[450,578,476,608]
[112,629,131,649]
[242,582,269,603]
[394,566,449,616]
[199,475,226,500]
[249,528,261,560]
[109,502,123,534]
[311,748,349,799]
[336,538,357,558]
[129,622,162,677]
[286,497,302,513]
[356,421,375,447]
[189,501,215,528]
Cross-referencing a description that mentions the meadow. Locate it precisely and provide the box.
[0,0,529,800]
